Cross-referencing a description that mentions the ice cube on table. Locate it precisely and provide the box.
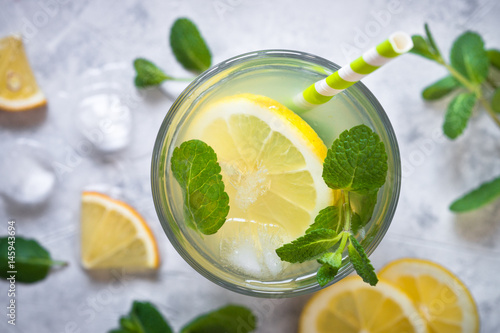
[217,219,288,280]
[77,93,132,153]
[0,140,56,206]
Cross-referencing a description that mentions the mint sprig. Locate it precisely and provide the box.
[133,18,211,88]
[450,175,500,212]
[170,18,212,73]
[276,125,387,287]
[109,301,173,333]
[410,24,500,212]
[410,24,500,135]
[180,305,256,333]
[133,59,173,88]
[0,236,66,283]
[110,302,256,333]
[171,140,230,235]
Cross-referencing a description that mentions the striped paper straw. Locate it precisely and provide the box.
[293,32,413,110]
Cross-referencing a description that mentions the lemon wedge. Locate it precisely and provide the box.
[299,276,428,333]
[0,35,46,111]
[80,191,160,270]
[379,258,479,333]
[184,94,333,241]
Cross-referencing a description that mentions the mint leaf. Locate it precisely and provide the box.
[410,35,437,61]
[450,175,500,212]
[351,213,364,235]
[488,49,500,70]
[133,58,172,88]
[450,32,489,84]
[422,76,461,100]
[0,236,66,283]
[323,125,388,193]
[181,305,256,333]
[318,251,342,268]
[443,92,476,139]
[276,229,340,263]
[317,264,339,287]
[424,23,442,59]
[492,88,500,114]
[306,206,340,233]
[347,236,378,286]
[109,301,173,333]
[171,140,230,235]
[170,18,211,73]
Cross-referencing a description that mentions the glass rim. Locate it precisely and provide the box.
[151,49,401,298]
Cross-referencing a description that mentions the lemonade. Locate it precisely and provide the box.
[152,50,401,296]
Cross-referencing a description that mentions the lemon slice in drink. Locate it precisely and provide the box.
[299,276,427,333]
[184,94,334,241]
[80,192,160,270]
[0,35,46,111]
[379,258,479,333]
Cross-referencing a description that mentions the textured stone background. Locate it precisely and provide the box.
[0,0,499,332]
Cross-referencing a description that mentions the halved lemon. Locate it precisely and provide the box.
[299,276,428,333]
[184,94,334,240]
[80,191,160,270]
[0,35,46,111]
[379,258,479,333]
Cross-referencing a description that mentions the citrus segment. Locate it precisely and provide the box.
[80,192,159,270]
[299,276,427,333]
[0,35,46,111]
[184,94,333,241]
[379,258,479,333]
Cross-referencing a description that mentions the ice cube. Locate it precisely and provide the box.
[217,219,288,279]
[77,93,132,153]
[0,141,56,206]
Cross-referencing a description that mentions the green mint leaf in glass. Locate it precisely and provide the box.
[170,18,212,73]
[424,23,442,59]
[351,213,363,235]
[316,263,339,287]
[180,305,256,333]
[492,88,500,114]
[450,31,489,84]
[0,236,66,283]
[422,76,461,100]
[323,125,388,193]
[109,301,173,333]
[410,35,437,61]
[171,140,230,235]
[443,92,476,139]
[450,175,500,212]
[305,205,341,234]
[488,49,500,70]
[347,235,378,286]
[133,58,173,88]
[318,250,342,268]
[276,229,340,263]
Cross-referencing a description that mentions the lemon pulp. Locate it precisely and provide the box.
[179,94,334,279]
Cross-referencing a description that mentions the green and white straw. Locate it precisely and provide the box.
[293,32,413,110]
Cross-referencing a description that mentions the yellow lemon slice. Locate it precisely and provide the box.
[184,93,334,241]
[0,35,46,111]
[81,192,160,270]
[379,258,479,333]
[299,276,428,333]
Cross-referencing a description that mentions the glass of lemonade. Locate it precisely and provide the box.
[151,50,401,297]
